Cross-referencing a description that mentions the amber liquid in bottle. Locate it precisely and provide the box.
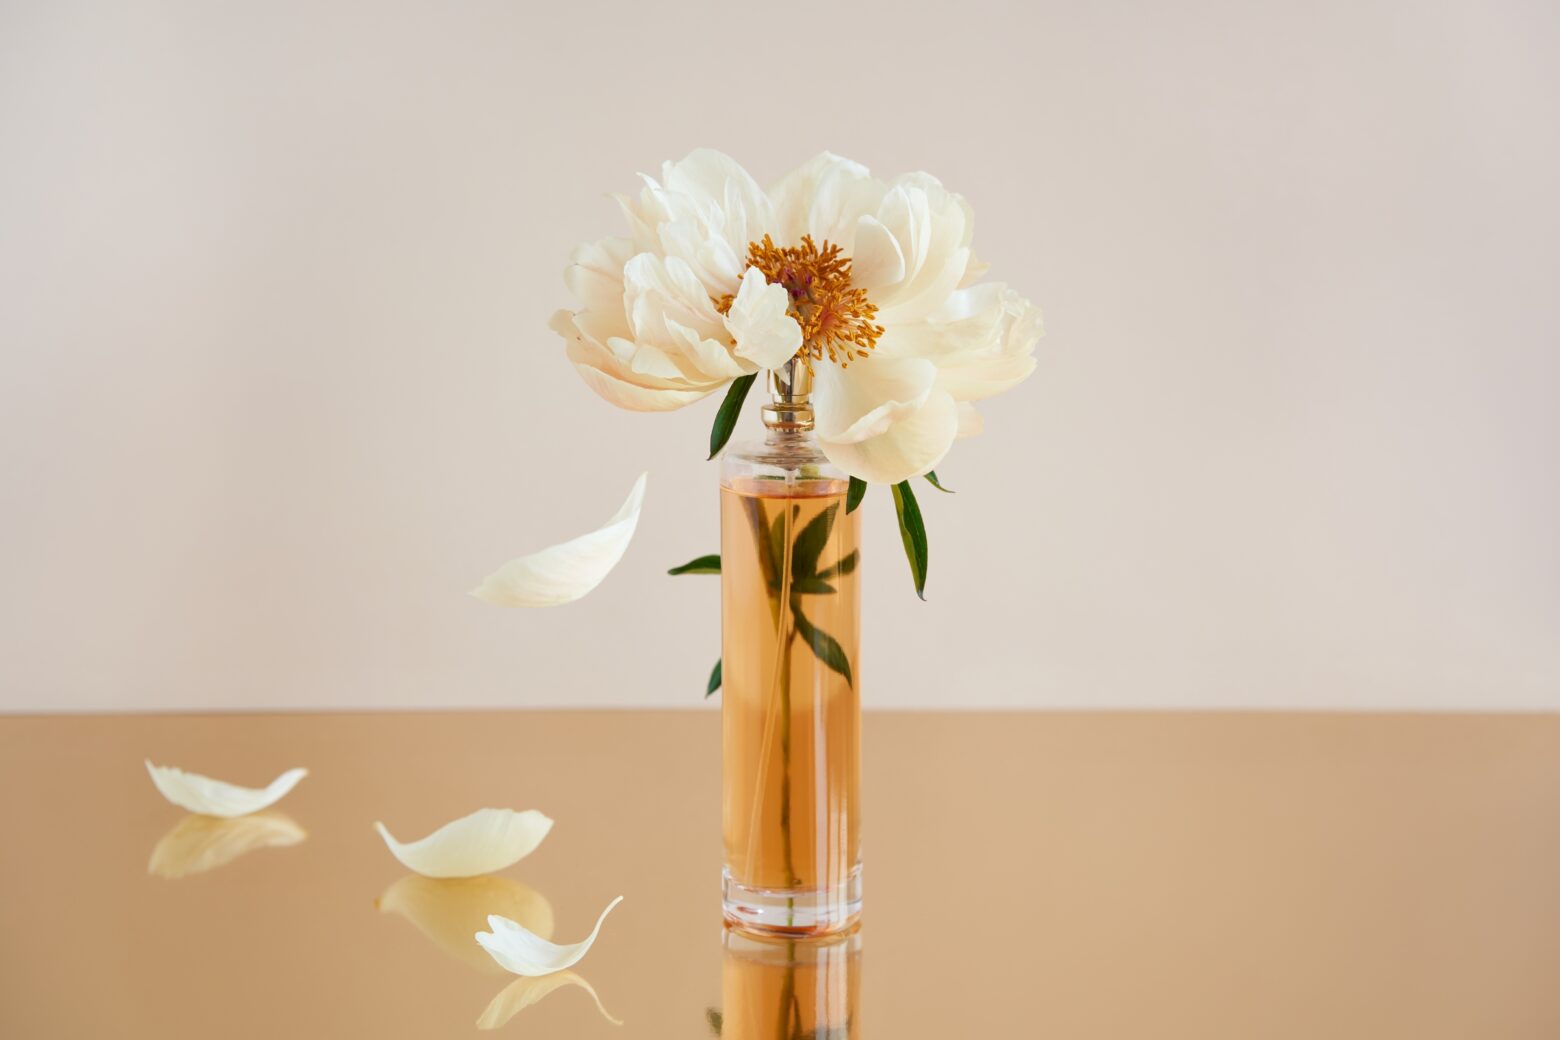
[721,473,862,934]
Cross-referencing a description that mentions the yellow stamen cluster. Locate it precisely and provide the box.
[716,235,884,368]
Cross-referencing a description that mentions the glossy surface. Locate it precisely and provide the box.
[1,711,1558,1037]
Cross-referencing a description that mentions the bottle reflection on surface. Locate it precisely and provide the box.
[717,927,861,1039]
[146,811,306,879]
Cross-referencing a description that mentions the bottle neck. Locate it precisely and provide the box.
[721,358,841,486]
[761,360,814,433]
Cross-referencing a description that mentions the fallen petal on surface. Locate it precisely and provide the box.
[477,971,623,1029]
[374,808,553,878]
[144,761,308,818]
[147,811,306,879]
[476,895,623,976]
[377,874,555,974]
[472,472,648,607]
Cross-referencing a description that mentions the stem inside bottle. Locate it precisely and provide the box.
[721,472,861,932]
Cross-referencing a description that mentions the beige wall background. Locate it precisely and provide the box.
[1,0,1556,713]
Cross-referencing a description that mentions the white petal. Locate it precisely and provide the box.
[958,253,991,288]
[477,972,622,1029]
[622,253,727,357]
[659,148,770,253]
[955,401,985,439]
[144,761,307,818]
[665,318,752,381]
[567,350,713,412]
[766,152,874,244]
[811,357,937,444]
[147,811,306,879]
[378,874,554,973]
[869,175,974,324]
[818,389,960,484]
[553,311,716,412]
[725,267,802,370]
[472,473,647,608]
[374,808,554,879]
[626,149,769,294]
[657,216,744,297]
[849,214,906,290]
[928,286,1044,401]
[476,896,623,976]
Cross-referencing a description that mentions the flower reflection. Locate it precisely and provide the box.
[715,927,861,1039]
[376,874,555,974]
[476,970,623,1029]
[146,811,306,879]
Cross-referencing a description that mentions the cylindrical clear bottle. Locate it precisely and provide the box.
[720,362,862,935]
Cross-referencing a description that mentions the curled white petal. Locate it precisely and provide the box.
[144,761,307,818]
[818,390,960,485]
[476,895,623,976]
[850,214,907,290]
[811,356,936,445]
[477,971,622,1029]
[374,808,554,879]
[378,874,554,973]
[933,286,1044,402]
[147,811,305,879]
[767,151,877,245]
[725,267,802,370]
[472,473,647,607]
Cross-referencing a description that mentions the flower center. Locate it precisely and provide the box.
[719,235,884,369]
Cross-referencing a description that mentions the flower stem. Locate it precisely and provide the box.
[777,942,797,1039]
[778,628,799,891]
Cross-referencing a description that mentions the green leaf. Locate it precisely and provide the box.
[705,1006,724,1036]
[891,480,929,600]
[708,373,757,459]
[739,496,778,591]
[767,508,791,586]
[924,470,954,493]
[705,659,722,698]
[790,502,838,580]
[667,554,720,576]
[845,477,867,514]
[791,605,853,687]
[791,577,837,596]
[816,550,858,580]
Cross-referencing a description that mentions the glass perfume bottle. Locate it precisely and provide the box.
[720,360,862,935]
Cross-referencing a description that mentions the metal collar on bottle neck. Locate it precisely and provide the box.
[761,359,814,432]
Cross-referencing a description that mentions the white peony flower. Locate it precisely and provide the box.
[552,149,1043,484]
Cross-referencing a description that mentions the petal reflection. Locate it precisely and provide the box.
[477,971,623,1029]
[377,874,555,974]
[147,811,306,879]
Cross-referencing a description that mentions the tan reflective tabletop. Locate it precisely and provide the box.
[2,712,1558,1038]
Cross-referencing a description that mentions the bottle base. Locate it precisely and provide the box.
[722,866,862,936]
